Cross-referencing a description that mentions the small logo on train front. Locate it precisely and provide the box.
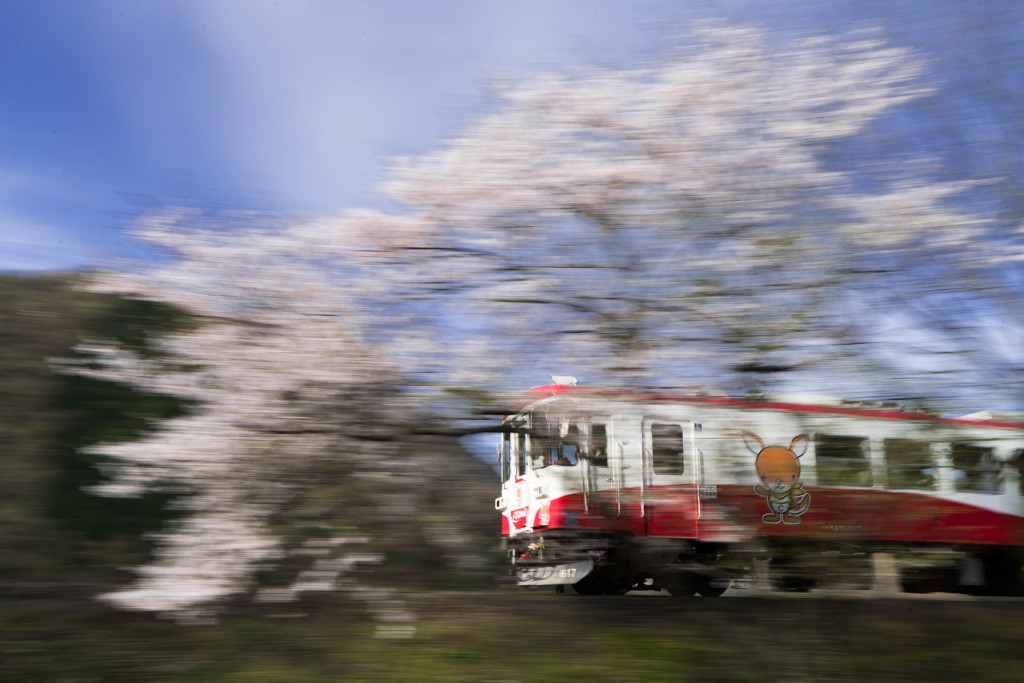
[744,432,811,524]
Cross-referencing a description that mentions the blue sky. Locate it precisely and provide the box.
[1,1,1020,272]
[0,1,683,270]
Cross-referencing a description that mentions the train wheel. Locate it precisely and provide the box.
[695,576,730,597]
[573,567,631,595]
[661,572,696,597]
[571,573,604,595]
[769,556,814,592]
[980,547,1024,596]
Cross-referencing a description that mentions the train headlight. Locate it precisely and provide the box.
[536,504,551,528]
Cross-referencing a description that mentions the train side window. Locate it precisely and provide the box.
[884,439,935,490]
[651,423,685,476]
[815,434,871,486]
[589,423,608,467]
[951,443,999,493]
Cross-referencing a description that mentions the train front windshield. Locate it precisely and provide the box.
[499,399,610,482]
[531,417,581,468]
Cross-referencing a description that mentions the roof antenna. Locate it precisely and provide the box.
[550,375,579,386]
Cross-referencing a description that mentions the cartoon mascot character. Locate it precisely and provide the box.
[745,432,810,524]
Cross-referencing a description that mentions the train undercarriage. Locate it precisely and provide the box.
[506,529,1024,597]
[507,530,740,596]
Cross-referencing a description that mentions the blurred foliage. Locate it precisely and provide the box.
[0,272,501,597]
[48,374,183,537]
[0,273,190,582]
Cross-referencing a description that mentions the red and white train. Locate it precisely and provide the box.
[496,378,1024,596]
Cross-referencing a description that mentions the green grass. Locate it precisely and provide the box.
[4,591,1024,682]
[5,589,1024,682]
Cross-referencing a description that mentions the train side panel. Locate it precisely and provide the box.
[499,387,1024,594]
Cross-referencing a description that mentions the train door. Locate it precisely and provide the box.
[582,420,615,515]
[642,420,699,538]
[582,415,643,520]
[608,417,645,524]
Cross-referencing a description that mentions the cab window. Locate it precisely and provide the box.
[588,423,608,467]
[531,417,581,468]
[500,432,512,482]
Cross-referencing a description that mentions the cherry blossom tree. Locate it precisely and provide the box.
[68,24,1015,619]
[67,210,493,626]
[373,25,997,395]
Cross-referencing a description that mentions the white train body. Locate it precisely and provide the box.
[496,382,1024,596]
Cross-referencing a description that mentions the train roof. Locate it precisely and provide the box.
[514,383,1024,431]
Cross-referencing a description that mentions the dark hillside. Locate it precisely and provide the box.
[0,273,189,584]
